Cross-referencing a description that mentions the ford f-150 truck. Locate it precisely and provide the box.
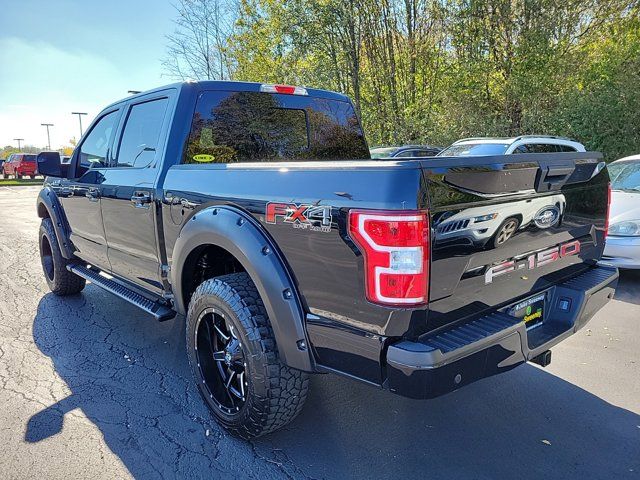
[36,81,617,439]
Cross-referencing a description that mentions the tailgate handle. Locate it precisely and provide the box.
[537,163,575,191]
[545,165,574,179]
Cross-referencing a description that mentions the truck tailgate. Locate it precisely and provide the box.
[421,152,609,332]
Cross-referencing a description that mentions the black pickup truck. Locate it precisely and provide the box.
[36,81,617,439]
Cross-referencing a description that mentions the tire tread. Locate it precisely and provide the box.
[187,272,309,439]
[39,218,85,295]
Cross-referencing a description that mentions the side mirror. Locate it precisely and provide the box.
[36,151,68,178]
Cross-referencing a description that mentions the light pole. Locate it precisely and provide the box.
[13,138,24,150]
[71,112,87,137]
[41,123,53,150]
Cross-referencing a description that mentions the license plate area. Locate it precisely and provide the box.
[506,292,547,329]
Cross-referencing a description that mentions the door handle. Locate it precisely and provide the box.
[180,198,199,210]
[57,186,72,198]
[131,191,152,208]
[85,187,100,201]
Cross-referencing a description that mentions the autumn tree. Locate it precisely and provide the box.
[163,0,239,80]
[164,0,640,159]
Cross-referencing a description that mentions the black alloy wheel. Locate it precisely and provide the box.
[195,307,248,414]
[186,272,309,438]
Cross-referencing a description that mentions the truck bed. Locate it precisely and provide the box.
[161,151,609,384]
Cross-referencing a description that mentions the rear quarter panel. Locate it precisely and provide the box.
[162,161,428,383]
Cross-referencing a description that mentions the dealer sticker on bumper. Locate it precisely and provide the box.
[508,293,546,328]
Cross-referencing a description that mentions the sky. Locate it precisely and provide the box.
[0,0,178,149]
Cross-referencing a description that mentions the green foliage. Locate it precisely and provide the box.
[542,16,640,159]
[0,145,40,159]
[170,0,640,160]
[0,178,43,186]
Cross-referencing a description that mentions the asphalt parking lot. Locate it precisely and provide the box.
[0,185,638,479]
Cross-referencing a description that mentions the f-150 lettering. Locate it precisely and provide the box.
[485,239,582,284]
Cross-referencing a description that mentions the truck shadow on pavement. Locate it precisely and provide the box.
[28,287,639,480]
[614,269,640,306]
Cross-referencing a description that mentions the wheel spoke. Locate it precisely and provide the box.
[213,323,230,342]
[213,351,226,361]
[239,372,245,398]
[203,319,217,354]
[225,370,235,389]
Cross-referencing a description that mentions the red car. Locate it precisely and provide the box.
[2,153,38,179]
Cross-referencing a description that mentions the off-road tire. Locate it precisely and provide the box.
[186,272,309,439]
[39,218,86,295]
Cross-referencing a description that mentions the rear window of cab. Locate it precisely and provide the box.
[182,91,369,164]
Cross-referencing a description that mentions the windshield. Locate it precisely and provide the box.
[438,143,509,157]
[609,161,640,191]
[370,147,398,159]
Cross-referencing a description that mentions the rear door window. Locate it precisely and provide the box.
[523,143,560,153]
[558,144,577,152]
[115,98,169,168]
[182,91,368,163]
[394,150,418,158]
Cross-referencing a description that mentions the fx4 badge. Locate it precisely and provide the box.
[265,202,333,233]
[484,239,581,284]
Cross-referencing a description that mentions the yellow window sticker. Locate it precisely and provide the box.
[193,154,215,163]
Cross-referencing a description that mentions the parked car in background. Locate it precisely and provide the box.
[370,144,441,159]
[602,154,640,269]
[2,153,37,178]
[434,194,566,249]
[438,136,586,157]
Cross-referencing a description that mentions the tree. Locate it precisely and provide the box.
[164,0,640,159]
[163,0,239,80]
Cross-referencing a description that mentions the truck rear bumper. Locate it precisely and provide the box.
[385,266,618,399]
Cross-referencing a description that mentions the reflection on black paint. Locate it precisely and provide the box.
[433,194,567,251]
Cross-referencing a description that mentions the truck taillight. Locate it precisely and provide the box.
[605,182,611,237]
[260,84,308,96]
[348,210,429,307]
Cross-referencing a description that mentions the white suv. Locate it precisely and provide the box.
[438,136,586,157]
[434,194,566,248]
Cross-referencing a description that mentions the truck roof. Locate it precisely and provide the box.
[105,80,352,110]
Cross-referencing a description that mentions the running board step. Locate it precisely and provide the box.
[67,264,176,322]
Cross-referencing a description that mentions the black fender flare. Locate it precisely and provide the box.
[36,186,74,259]
[171,206,313,372]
